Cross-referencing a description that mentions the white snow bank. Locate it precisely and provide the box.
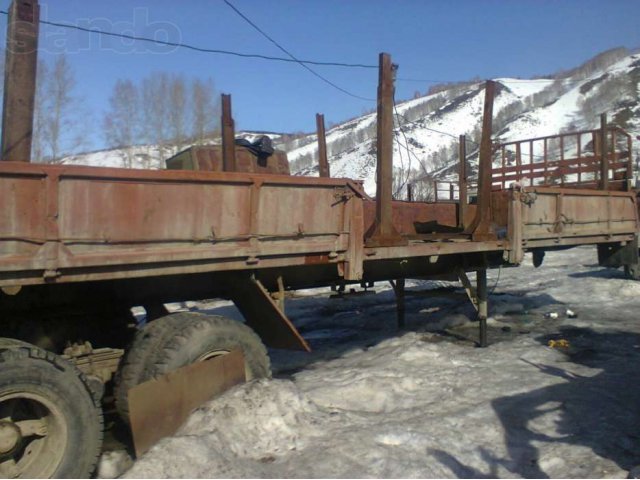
[114,247,640,478]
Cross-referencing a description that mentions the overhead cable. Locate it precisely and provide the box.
[0,9,377,69]
[222,0,376,102]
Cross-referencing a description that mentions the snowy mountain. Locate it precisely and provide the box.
[61,48,640,197]
[288,47,640,195]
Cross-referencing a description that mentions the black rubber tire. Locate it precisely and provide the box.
[0,343,103,478]
[113,315,184,424]
[625,264,640,280]
[0,338,30,349]
[147,313,271,382]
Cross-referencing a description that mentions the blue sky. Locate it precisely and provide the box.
[4,0,640,150]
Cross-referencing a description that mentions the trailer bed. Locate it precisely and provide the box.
[1,161,636,292]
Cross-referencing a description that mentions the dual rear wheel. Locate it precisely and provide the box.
[0,342,102,478]
[0,313,270,478]
[114,312,271,425]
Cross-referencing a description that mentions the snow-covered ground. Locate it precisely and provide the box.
[103,246,640,478]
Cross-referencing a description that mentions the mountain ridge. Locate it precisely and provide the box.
[58,47,640,197]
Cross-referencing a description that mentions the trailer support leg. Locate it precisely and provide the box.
[390,278,406,329]
[477,268,488,348]
[231,275,310,352]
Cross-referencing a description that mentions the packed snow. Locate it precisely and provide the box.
[101,246,640,478]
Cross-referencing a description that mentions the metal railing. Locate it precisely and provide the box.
[491,126,633,190]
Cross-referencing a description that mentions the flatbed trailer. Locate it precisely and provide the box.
[0,7,638,474]
[1,117,638,478]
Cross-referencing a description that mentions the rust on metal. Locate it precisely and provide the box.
[1,0,40,163]
[231,276,311,352]
[366,53,406,247]
[458,135,467,229]
[165,145,290,175]
[391,278,405,328]
[600,113,608,190]
[316,113,330,178]
[465,80,497,241]
[477,268,488,348]
[221,94,236,172]
[363,199,471,235]
[129,348,245,457]
[491,125,633,191]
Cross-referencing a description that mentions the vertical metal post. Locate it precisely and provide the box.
[221,94,236,172]
[392,278,406,329]
[365,52,406,247]
[464,80,496,241]
[316,113,330,178]
[600,113,608,190]
[1,0,40,162]
[477,269,488,348]
[458,135,467,229]
[626,134,633,189]
[407,183,413,202]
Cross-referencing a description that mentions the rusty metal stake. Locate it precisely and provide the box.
[477,268,488,348]
[599,113,608,190]
[458,134,467,229]
[1,0,40,162]
[366,53,406,247]
[221,94,236,172]
[316,113,330,178]
[464,81,496,241]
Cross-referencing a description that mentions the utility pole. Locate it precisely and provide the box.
[1,0,40,162]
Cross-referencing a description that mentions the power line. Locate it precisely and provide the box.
[0,9,377,69]
[393,94,422,173]
[394,110,480,147]
[222,0,376,102]
[1,8,598,101]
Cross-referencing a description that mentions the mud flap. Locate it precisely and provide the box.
[129,348,245,457]
[231,276,311,352]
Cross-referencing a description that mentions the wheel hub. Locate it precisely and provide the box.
[0,421,21,456]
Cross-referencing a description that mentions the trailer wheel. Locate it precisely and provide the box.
[0,343,102,478]
[114,314,183,424]
[148,314,271,382]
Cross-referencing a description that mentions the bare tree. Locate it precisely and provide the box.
[167,74,188,149]
[141,73,171,166]
[31,55,85,163]
[31,60,47,162]
[191,78,219,144]
[101,72,220,168]
[45,55,81,162]
[104,79,140,168]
